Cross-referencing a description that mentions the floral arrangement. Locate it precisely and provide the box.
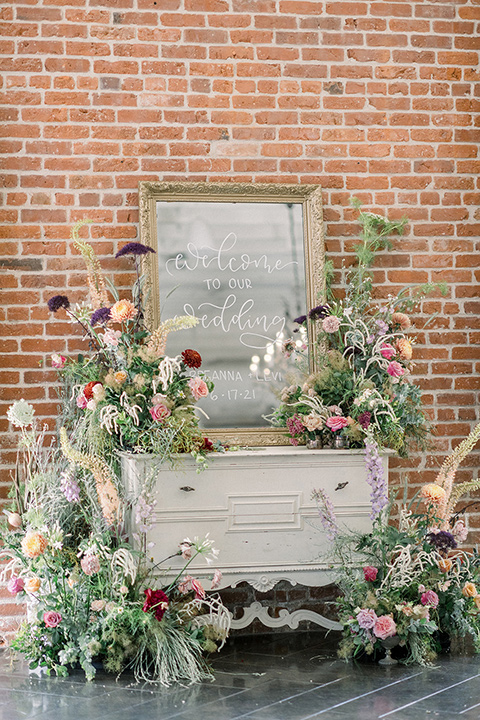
[269,201,446,458]
[48,220,216,466]
[2,400,229,683]
[314,423,480,665]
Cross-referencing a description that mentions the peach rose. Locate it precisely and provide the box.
[114,371,127,385]
[303,413,323,431]
[25,576,41,593]
[438,557,453,573]
[188,376,209,400]
[420,483,446,504]
[110,299,137,323]
[462,582,477,598]
[474,596,480,610]
[373,615,397,640]
[21,531,48,559]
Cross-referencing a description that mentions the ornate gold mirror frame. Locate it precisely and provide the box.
[138,181,325,446]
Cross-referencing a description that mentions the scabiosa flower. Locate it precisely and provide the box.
[312,488,338,542]
[47,295,70,313]
[308,305,329,320]
[81,553,101,576]
[143,588,169,621]
[91,306,111,326]
[427,530,457,553]
[322,315,341,333]
[364,438,388,520]
[181,349,202,368]
[358,411,372,429]
[115,242,156,258]
[60,470,80,503]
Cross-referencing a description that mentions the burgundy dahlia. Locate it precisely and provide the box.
[181,349,202,368]
[143,588,169,621]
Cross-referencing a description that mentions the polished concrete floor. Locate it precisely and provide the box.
[0,631,480,719]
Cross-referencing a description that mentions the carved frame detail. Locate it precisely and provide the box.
[138,181,325,446]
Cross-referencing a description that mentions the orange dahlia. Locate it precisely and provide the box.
[420,483,446,504]
[21,531,48,559]
[391,312,411,330]
[110,299,137,323]
[396,337,413,361]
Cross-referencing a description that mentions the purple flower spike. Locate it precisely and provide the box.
[115,242,156,259]
[91,307,111,326]
[364,438,388,520]
[308,305,329,320]
[313,488,338,542]
[293,314,307,325]
[60,470,80,503]
[47,295,70,313]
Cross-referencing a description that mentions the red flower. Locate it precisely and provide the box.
[181,349,202,368]
[363,566,378,582]
[83,381,99,401]
[143,588,169,621]
[202,437,214,452]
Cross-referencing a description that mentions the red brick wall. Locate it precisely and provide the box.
[1,0,479,627]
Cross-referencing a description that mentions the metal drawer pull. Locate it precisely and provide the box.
[179,486,195,492]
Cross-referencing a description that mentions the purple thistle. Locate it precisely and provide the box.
[91,306,111,326]
[293,314,307,325]
[308,305,329,320]
[60,470,80,503]
[313,488,338,542]
[358,411,372,429]
[364,438,388,520]
[47,295,70,313]
[115,242,156,259]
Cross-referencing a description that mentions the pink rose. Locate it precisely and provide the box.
[356,608,377,630]
[326,416,349,432]
[373,615,397,640]
[7,575,24,595]
[149,403,171,422]
[363,566,378,582]
[452,520,468,543]
[380,343,396,360]
[76,393,88,409]
[386,361,404,378]
[43,611,62,628]
[188,377,209,401]
[421,590,439,608]
[51,354,66,369]
[103,329,121,347]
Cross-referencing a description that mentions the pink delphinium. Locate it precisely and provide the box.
[363,566,378,582]
[356,608,377,630]
[188,376,209,400]
[373,615,397,640]
[386,361,404,378]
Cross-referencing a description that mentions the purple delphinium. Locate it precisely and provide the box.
[375,319,389,335]
[308,305,329,321]
[115,242,156,259]
[47,295,70,313]
[358,411,372,429]
[364,438,388,520]
[312,488,338,542]
[427,530,457,553]
[60,470,80,503]
[91,306,111,326]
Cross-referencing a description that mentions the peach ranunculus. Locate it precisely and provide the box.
[420,483,446,504]
[438,557,453,573]
[110,299,138,323]
[303,413,324,432]
[373,614,397,640]
[25,576,41,593]
[21,531,48,559]
[462,582,477,598]
[188,376,209,400]
[474,596,480,610]
[396,337,413,361]
[113,371,127,385]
